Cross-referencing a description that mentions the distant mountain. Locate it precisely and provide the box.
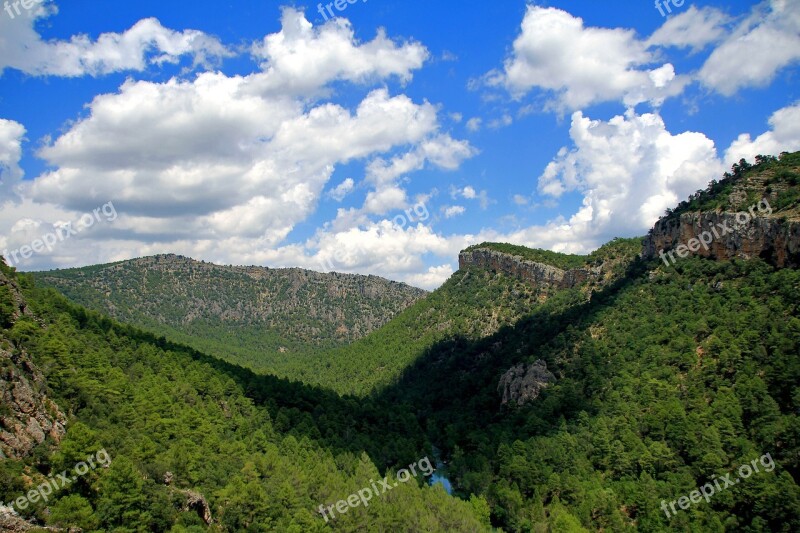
[33,254,426,375]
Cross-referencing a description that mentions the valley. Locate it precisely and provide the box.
[2,152,799,530]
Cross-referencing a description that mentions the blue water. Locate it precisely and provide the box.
[429,472,453,495]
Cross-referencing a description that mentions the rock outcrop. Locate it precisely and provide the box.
[184,490,214,525]
[163,473,213,525]
[643,211,800,267]
[498,360,556,406]
[0,268,67,460]
[459,248,597,291]
[0,506,79,531]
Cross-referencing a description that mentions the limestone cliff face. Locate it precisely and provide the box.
[642,212,800,267]
[458,248,597,290]
[0,269,67,460]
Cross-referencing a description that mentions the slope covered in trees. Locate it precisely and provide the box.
[389,255,800,531]
[290,237,641,395]
[33,254,426,377]
[0,260,488,531]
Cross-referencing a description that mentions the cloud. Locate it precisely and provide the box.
[366,134,475,186]
[328,178,355,201]
[488,114,513,129]
[442,205,465,218]
[490,6,686,110]
[647,6,731,51]
[698,0,800,95]
[31,83,437,220]
[725,102,800,164]
[466,118,482,132]
[405,264,454,290]
[364,186,408,214]
[359,134,476,216]
[459,186,476,199]
[0,12,230,77]
[0,120,25,200]
[251,8,428,97]
[310,220,454,286]
[3,9,476,278]
[452,185,491,209]
[537,109,724,242]
[513,194,529,206]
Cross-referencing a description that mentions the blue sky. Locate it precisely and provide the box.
[0,0,798,288]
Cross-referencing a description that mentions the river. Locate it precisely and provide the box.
[429,447,454,495]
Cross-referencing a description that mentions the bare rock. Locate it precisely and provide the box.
[498,360,556,407]
[643,211,800,267]
[0,505,78,531]
[0,270,67,460]
[459,248,595,291]
[184,490,214,525]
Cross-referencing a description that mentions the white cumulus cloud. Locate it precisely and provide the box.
[725,102,800,164]
[0,120,26,200]
[490,6,687,111]
[537,109,724,243]
[647,6,731,51]
[0,12,230,77]
[698,0,800,95]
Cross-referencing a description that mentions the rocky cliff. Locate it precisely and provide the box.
[459,248,597,291]
[642,154,800,267]
[643,211,800,267]
[0,266,67,460]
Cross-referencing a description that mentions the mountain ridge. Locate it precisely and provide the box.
[32,254,427,375]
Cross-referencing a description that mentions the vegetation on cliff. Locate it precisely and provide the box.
[666,151,800,220]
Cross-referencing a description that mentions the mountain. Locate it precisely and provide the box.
[292,236,642,395]
[33,254,426,376]
[0,258,488,531]
[4,152,800,532]
[242,152,800,530]
[379,152,800,531]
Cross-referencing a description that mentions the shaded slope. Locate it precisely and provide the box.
[379,255,800,531]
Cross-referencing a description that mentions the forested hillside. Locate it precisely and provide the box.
[0,259,487,531]
[382,153,800,531]
[289,237,641,395]
[391,255,800,531]
[33,254,426,376]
